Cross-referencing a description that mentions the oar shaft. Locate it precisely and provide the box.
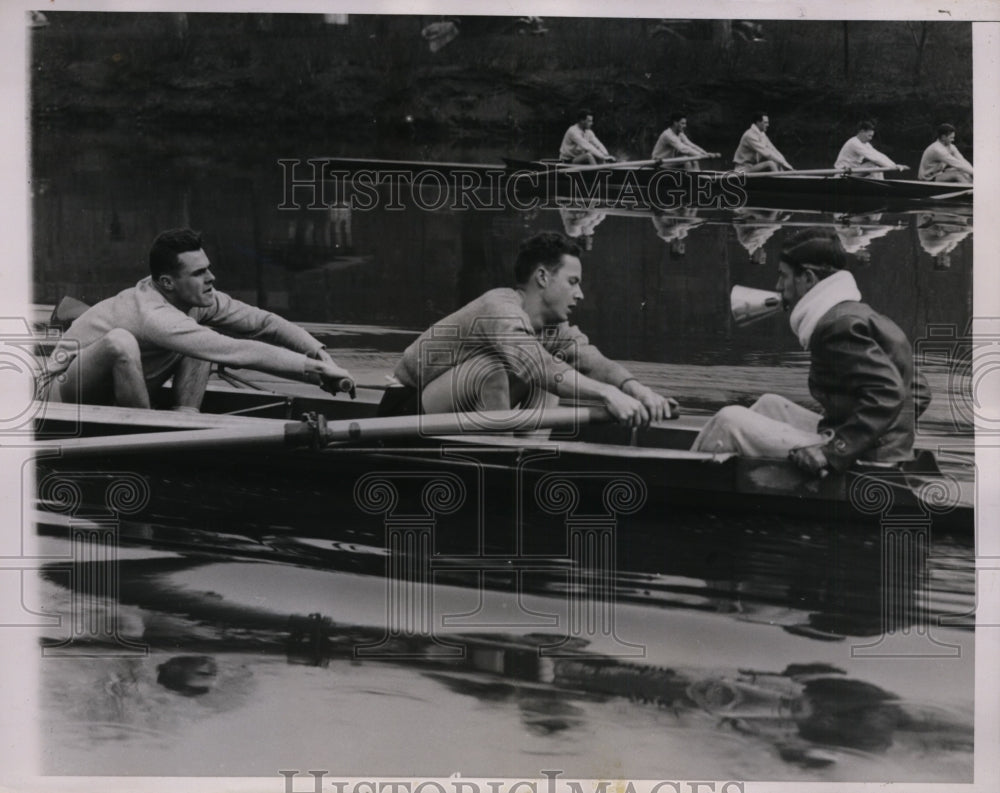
[35,406,614,458]
[36,424,297,457]
[557,155,708,175]
[321,405,612,444]
[555,159,658,175]
[742,166,903,178]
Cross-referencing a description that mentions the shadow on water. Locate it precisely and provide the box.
[36,544,974,779]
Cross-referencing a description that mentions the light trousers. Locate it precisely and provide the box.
[691,393,826,458]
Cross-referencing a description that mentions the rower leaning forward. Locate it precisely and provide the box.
[559,109,617,165]
[651,112,719,170]
[45,228,354,411]
[834,120,908,179]
[378,232,677,426]
[918,123,973,184]
[733,111,794,172]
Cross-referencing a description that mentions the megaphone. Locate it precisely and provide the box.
[731,285,783,327]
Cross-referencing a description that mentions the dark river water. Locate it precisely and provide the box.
[30,130,975,782]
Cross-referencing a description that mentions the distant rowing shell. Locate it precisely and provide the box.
[316,157,972,213]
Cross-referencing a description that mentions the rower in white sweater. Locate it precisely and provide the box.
[47,228,354,411]
[834,121,907,180]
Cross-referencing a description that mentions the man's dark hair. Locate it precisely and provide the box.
[857,120,876,132]
[514,232,581,285]
[752,110,768,124]
[577,109,593,122]
[669,111,687,125]
[149,228,203,279]
[780,228,848,277]
[936,122,956,139]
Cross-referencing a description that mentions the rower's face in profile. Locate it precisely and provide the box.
[858,129,875,143]
[673,118,687,133]
[168,249,217,309]
[776,260,814,311]
[581,115,594,129]
[755,116,770,132]
[541,255,584,323]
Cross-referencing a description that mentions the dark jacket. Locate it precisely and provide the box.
[808,302,931,472]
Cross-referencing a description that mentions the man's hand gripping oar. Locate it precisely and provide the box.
[309,347,357,399]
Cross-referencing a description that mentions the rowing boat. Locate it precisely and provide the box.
[32,380,973,535]
[318,157,972,214]
[503,159,973,213]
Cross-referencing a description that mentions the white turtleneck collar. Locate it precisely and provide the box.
[788,269,862,349]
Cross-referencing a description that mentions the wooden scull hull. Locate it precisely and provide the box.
[503,159,973,212]
[318,157,972,213]
[32,385,973,534]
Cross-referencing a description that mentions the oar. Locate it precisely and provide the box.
[741,166,907,178]
[35,405,614,458]
[557,155,710,175]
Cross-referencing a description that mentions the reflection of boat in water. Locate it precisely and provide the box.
[35,549,974,771]
[542,203,957,263]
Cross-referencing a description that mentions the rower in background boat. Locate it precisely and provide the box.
[378,232,677,425]
[918,123,973,183]
[833,120,908,180]
[44,228,355,412]
[733,111,794,173]
[692,228,930,477]
[559,109,617,165]
[650,112,719,171]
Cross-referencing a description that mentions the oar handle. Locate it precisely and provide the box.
[321,377,357,399]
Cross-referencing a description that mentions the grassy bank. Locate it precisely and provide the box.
[31,13,972,162]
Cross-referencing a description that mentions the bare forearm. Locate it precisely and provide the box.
[549,368,616,403]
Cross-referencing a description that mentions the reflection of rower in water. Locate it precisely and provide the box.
[551,658,971,767]
[732,208,789,265]
[833,214,900,265]
[650,208,705,257]
[915,210,973,269]
[558,206,608,251]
